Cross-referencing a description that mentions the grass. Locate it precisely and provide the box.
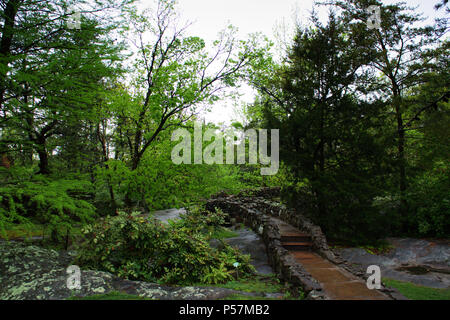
[383,278,450,300]
[210,227,239,240]
[208,275,283,293]
[0,222,83,240]
[195,274,283,293]
[0,222,86,251]
[68,291,152,300]
[195,274,304,300]
[1,223,45,240]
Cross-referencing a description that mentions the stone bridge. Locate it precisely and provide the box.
[206,189,406,300]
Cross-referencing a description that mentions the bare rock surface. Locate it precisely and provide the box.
[334,238,450,289]
[0,241,249,300]
[223,227,274,275]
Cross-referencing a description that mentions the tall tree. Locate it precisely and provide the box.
[105,0,265,206]
[0,0,129,173]
[326,0,448,227]
[118,0,263,171]
[248,13,392,241]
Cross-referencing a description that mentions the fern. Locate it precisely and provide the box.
[0,175,96,240]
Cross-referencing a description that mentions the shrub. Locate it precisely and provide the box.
[75,209,255,285]
[173,205,226,234]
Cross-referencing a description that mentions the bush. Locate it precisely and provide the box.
[75,209,255,285]
[172,205,226,234]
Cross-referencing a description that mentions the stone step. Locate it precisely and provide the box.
[281,241,313,251]
[281,235,311,242]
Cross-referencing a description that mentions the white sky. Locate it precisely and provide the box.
[138,0,447,125]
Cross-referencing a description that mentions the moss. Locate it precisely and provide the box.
[194,274,276,292]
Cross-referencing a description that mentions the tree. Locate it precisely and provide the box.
[248,12,393,242]
[118,0,264,171]
[99,0,264,206]
[0,0,129,174]
[326,0,448,228]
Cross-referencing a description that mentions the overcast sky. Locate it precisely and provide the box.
[140,0,447,125]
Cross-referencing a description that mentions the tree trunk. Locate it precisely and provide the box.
[1,153,11,168]
[97,122,116,210]
[36,137,50,174]
[0,0,21,111]
[37,149,50,174]
[125,147,143,209]
[394,97,408,227]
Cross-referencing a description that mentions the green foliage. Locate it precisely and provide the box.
[358,242,394,255]
[405,161,450,237]
[93,126,268,212]
[0,0,127,175]
[250,13,395,243]
[282,174,393,245]
[172,206,227,234]
[210,227,239,240]
[0,0,448,255]
[198,274,304,300]
[247,2,449,243]
[75,209,255,285]
[200,262,234,284]
[202,274,283,294]
[0,168,96,240]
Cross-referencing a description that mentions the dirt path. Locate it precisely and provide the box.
[273,217,390,300]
